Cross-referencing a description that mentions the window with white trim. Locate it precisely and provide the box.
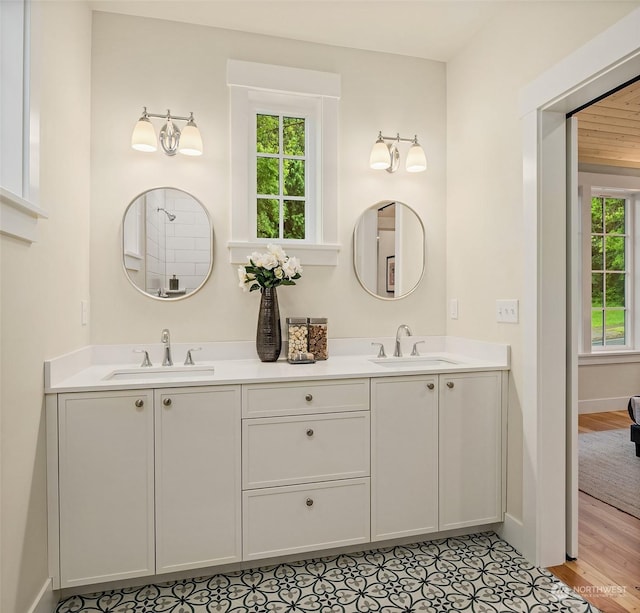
[589,194,628,348]
[580,173,640,357]
[227,60,340,265]
[0,0,46,242]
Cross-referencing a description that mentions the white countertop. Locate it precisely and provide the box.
[44,336,510,393]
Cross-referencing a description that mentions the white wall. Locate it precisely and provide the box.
[0,2,92,612]
[446,1,638,526]
[90,12,447,345]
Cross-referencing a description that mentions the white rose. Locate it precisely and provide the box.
[283,256,302,278]
[261,253,278,270]
[268,244,287,264]
[274,267,284,279]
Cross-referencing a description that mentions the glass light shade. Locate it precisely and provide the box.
[131,117,157,152]
[405,143,427,172]
[178,121,203,156]
[370,139,391,170]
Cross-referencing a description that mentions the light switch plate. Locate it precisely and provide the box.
[496,299,518,323]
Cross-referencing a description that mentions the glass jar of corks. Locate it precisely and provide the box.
[308,318,328,360]
[286,317,328,362]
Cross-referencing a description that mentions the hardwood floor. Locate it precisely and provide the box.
[548,410,640,612]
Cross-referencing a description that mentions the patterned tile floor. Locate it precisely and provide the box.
[56,532,598,612]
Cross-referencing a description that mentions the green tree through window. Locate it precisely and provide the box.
[591,196,627,347]
[256,114,306,240]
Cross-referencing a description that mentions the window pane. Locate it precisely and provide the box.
[605,236,625,270]
[284,200,305,239]
[591,273,603,307]
[257,157,280,196]
[283,159,305,197]
[283,116,305,156]
[256,115,279,154]
[604,309,625,345]
[591,309,603,347]
[591,236,603,271]
[257,198,279,239]
[605,197,625,234]
[591,197,603,233]
[605,272,625,307]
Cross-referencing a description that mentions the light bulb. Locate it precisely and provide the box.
[178,115,203,156]
[131,115,157,152]
[405,139,427,172]
[369,134,391,170]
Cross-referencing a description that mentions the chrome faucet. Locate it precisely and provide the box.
[394,324,412,357]
[161,328,173,366]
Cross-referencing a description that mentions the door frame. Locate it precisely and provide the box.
[519,7,640,567]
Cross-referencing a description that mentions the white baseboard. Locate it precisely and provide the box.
[497,513,524,556]
[578,396,629,414]
[27,578,58,613]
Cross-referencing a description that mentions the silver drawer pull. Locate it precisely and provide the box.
[305,393,313,402]
[306,428,314,437]
[446,381,454,389]
[135,399,144,408]
[427,383,435,390]
[306,498,314,507]
[163,398,172,406]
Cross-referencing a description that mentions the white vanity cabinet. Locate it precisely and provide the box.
[56,390,155,587]
[241,379,371,561]
[371,375,439,541]
[155,386,241,574]
[50,385,241,589]
[438,372,503,530]
[371,371,504,540]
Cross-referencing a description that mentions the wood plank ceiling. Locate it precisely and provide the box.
[576,80,640,169]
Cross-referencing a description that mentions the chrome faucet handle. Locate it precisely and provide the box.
[371,342,387,358]
[184,347,202,366]
[411,341,426,356]
[133,349,153,367]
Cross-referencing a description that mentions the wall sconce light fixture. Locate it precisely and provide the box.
[131,107,203,156]
[369,131,427,173]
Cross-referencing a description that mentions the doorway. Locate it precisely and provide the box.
[518,7,640,568]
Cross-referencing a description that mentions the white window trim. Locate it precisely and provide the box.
[579,172,640,360]
[0,0,45,244]
[227,60,340,265]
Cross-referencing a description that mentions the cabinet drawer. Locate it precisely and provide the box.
[243,412,370,489]
[242,379,369,418]
[243,479,370,560]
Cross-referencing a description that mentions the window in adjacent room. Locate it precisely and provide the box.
[590,194,628,349]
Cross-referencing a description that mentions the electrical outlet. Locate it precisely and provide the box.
[81,300,89,326]
[450,298,459,320]
[496,299,519,323]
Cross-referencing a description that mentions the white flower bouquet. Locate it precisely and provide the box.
[238,244,302,292]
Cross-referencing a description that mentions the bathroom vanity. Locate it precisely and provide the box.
[45,337,509,592]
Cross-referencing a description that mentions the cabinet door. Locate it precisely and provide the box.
[439,372,502,530]
[155,386,241,573]
[371,376,438,541]
[58,390,154,587]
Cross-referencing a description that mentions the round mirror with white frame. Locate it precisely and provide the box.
[353,200,425,300]
[122,187,213,300]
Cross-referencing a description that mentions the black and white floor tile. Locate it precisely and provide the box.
[56,532,598,612]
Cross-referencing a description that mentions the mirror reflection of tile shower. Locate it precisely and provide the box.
[123,188,212,300]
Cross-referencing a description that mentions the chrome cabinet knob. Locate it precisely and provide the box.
[306,428,314,437]
[305,393,313,402]
[163,398,172,406]
[446,381,454,389]
[135,399,144,408]
[306,498,314,507]
[427,383,435,390]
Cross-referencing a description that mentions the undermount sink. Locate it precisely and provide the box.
[104,365,215,381]
[370,357,460,369]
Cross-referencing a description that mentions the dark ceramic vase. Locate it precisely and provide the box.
[256,286,281,362]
